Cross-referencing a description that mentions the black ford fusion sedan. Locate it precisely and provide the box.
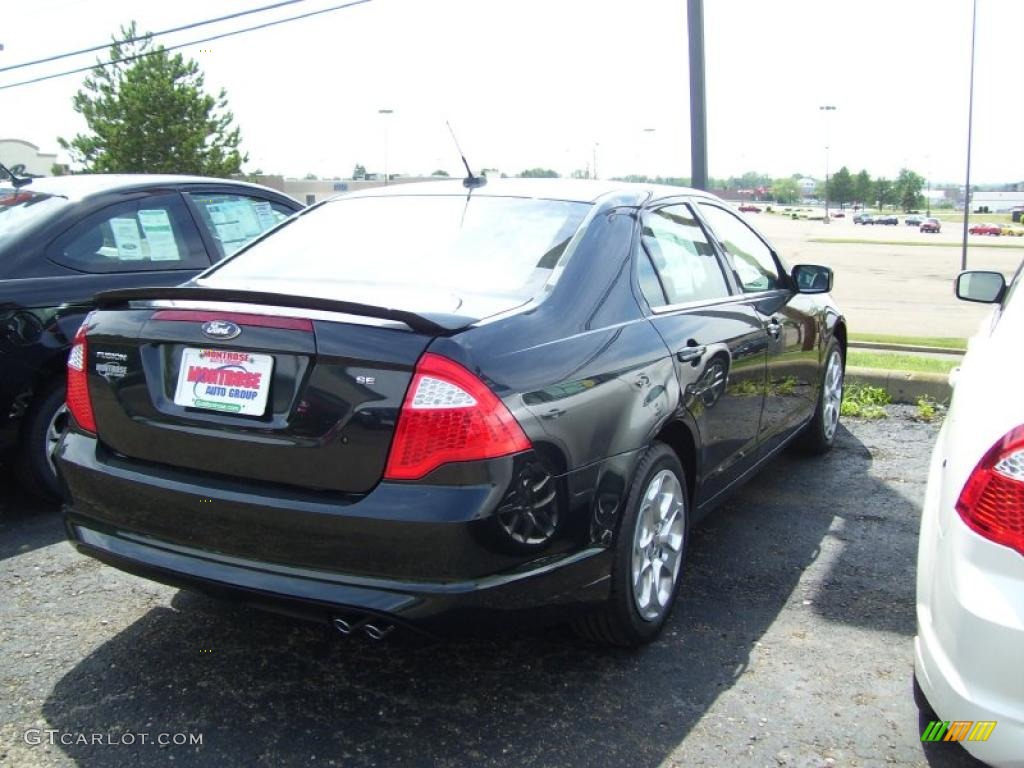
[58,179,846,646]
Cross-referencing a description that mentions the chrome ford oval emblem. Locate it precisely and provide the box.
[201,320,242,340]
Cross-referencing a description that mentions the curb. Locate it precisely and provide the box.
[848,340,965,356]
[845,366,952,405]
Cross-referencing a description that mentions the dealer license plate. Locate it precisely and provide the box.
[172,348,274,416]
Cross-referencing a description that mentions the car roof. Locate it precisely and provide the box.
[1,174,293,203]
[337,177,719,206]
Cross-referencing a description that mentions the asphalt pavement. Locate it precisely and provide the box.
[0,408,986,767]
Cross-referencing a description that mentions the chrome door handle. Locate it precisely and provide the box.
[677,345,706,364]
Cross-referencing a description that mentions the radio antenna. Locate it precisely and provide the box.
[446,121,486,189]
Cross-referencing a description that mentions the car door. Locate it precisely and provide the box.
[636,200,768,505]
[696,202,819,455]
[183,189,297,263]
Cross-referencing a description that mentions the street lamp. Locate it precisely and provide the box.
[819,105,836,222]
[378,108,393,186]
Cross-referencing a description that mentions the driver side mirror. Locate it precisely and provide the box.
[791,264,833,294]
[955,270,1005,304]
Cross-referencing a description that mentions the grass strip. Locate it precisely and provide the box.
[847,350,958,374]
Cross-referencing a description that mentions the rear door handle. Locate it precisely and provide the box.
[677,345,706,364]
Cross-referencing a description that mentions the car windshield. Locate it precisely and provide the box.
[0,188,69,246]
[204,194,592,301]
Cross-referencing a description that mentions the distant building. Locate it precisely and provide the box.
[798,177,818,197]
[969,190,1024,212]
[249,174,450,206]
[0,138,58,177]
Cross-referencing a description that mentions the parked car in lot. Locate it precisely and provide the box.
[905,214,925,227]
[0,174,302,498]
[830,211,845,218]
[853,212,874,224]
[874,215,899,226]
[969,223,1002,236]
[915,262,1024,766]
[58,179,847,647]
[737,204,761,213]
[999,222,1024,237]
[920,218,941,233]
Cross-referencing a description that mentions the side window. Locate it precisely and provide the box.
[641,204,730,307]
[698,203,783,293]
[187,193,292,261]
[48,194,206,273]
[637,250,668,308]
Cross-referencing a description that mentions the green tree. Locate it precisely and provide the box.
[853,169,872,206]
[59,23,245,176]
[430,169,450,176]
[519,168,560,178]
[827,166,854,208]
[352,164,366,179]
[896,167,925,211]
[771,177,801,204]
[874,177,896,210]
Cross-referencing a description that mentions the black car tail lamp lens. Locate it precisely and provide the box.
[66,323,96,434]
[384,353,531,480]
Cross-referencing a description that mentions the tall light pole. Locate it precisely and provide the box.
[819,105,836,222]
[378,108,393,186]
[687,0,708,190]
[961,0,978,271]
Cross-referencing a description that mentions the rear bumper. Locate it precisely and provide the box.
[58,430,612,632]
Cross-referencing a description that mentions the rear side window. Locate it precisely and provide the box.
[0,189,69,244]
[48,193,207,273]
[640,204,730,307]
[187,192,292,261]
[698,203,783,293]
[205,195,591,300]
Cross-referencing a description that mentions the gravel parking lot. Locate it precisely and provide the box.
[0,409,986,768]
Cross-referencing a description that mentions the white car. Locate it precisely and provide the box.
[915,264,1024,766]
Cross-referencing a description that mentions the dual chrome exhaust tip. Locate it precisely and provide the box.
[332,615,395,641]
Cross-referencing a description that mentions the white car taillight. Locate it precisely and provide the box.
[956,425,1024,556]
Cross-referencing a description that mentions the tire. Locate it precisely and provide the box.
[16,381,69,501]
[795,340,844,455]
[572,443,689,647]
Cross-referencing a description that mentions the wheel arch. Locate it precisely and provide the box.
[653,418,699,510]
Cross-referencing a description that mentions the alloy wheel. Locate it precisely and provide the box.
[630,469,686,622]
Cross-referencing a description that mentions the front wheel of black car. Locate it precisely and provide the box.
[572,443,689,647]
[796,340,844,455]
[17,382,68,501]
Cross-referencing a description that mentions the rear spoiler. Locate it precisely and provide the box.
[94,286,465,336]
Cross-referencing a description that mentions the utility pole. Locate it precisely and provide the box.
[687,0,707,190]
[378,108,393,186]
[961,0,977,271]
[819,105,836,222]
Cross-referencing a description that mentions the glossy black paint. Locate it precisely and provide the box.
[0,177,302,457]
[58,181,846,632]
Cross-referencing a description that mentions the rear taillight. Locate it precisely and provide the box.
[956,425,1024,556]
[66,322,96,434]
[383,353,531,480]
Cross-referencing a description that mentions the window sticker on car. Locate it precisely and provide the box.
[137,209,180,261]
[109,217,143,260]
[252,201,278,231]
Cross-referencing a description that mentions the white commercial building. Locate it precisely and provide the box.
[0,139,58,177]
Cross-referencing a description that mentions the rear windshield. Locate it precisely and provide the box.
[205,195,592,299]
[0,188,69,244]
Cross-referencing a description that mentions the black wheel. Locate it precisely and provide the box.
[795,340,844,455]
[572,443,689,647]
[16,381,68,501]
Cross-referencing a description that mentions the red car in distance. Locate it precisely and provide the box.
[969,223,1002,236]
[738,204,762,213]
[920,218,941,233]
